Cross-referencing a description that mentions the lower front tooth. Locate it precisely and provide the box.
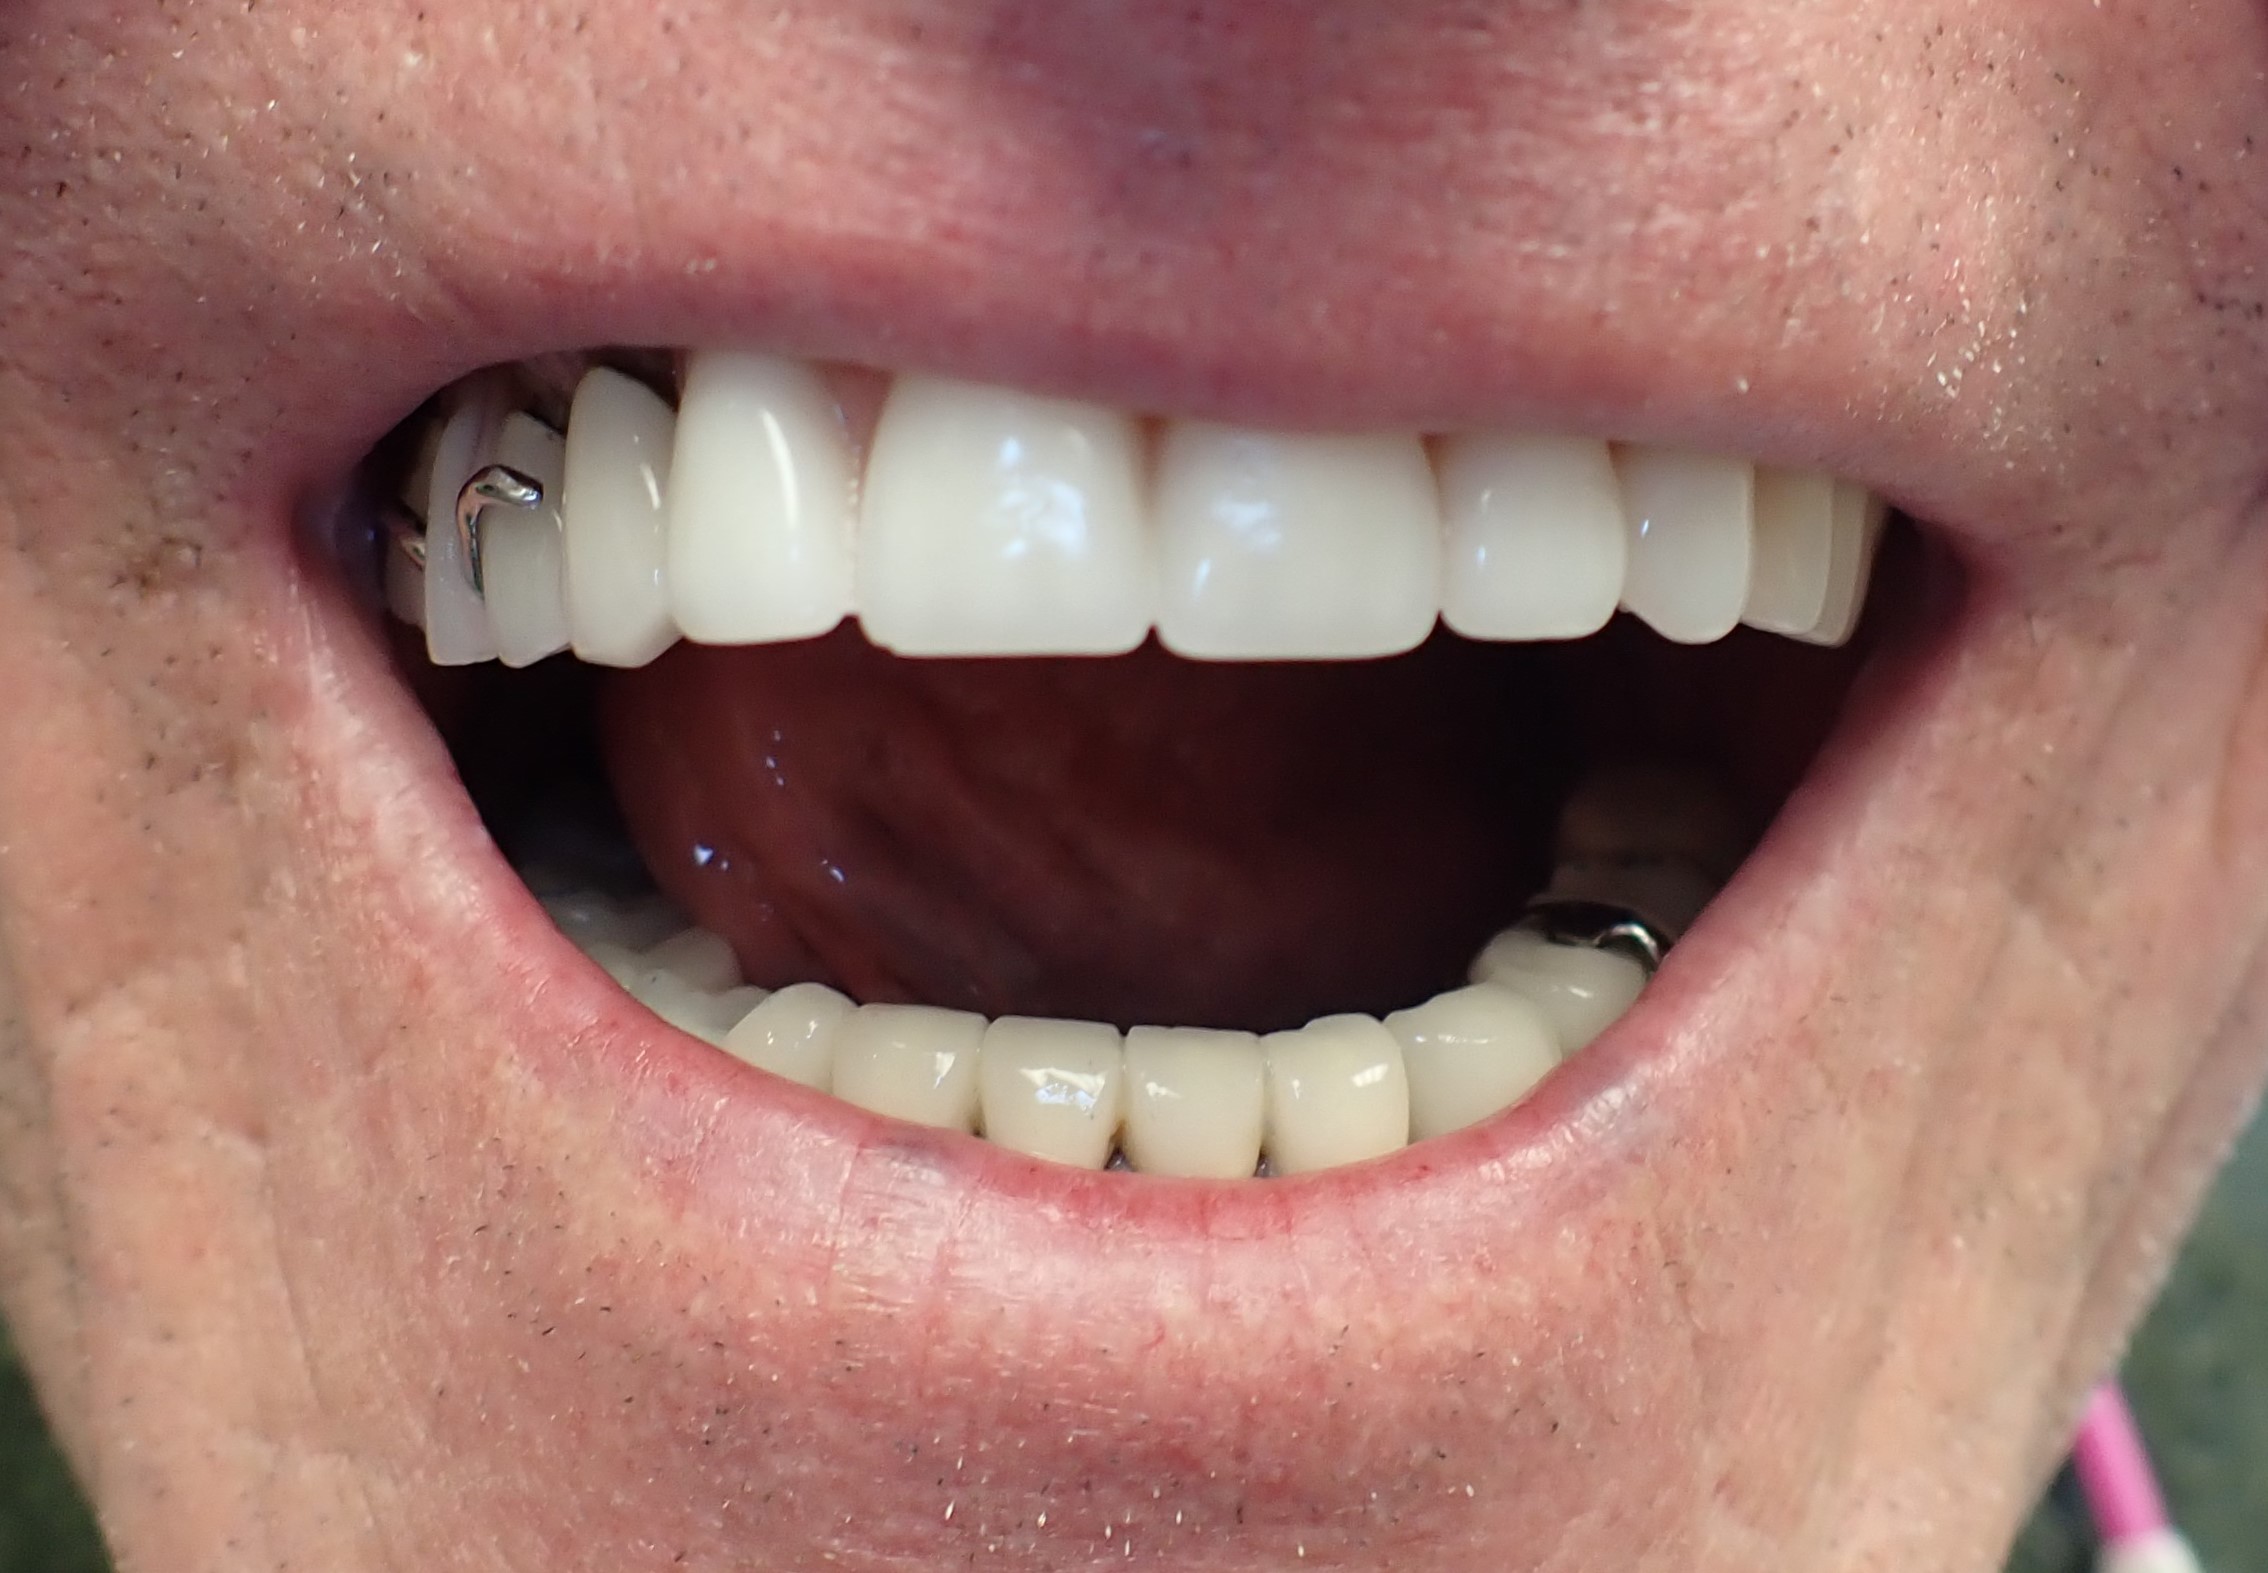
[563,366,680,668]
[1120,1026,1266,1179]
[1386,983,1562,1141]
[722,981,854,1091]
[977,1016,1125,1169]
[1260,1014,1411,1175]
[481,412,573,668]
[1614,445,1755,645]
[1469,930,1647,1053]
[1155,426,1443,660]
[1438,434,1627,641]
[832,1003,986,1132]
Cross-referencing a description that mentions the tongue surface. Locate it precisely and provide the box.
[599,630,1570,1033]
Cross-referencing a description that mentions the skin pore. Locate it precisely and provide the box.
[3,2,2268,1569]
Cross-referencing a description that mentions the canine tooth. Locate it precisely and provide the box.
[1741,466,1836,636]
[481,412,573,667]
[563,366,680,668]
[1794,482,1886,647]
[1469,930,1647,1053]
[1121,1026,1266,1179]
[1386,983,1562,1142]
[722,981,855,1091]
[1614,445,1755,644]
[1260,1014,1411,1175]
[858,377,1152,656]
[667,350,856,645]
[1155,426,1442,660]
[422,379,509,665]
[1438,434,1626,640]
[977,1016,1125,1169]
[639,927,742,993]
[832,1003,985,1132]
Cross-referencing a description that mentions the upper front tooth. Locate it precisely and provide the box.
[666,350,856,646]
[562,366,680,668]
[1794,481,1886,647]
[1260,1013,1411,1175]
[1120,1025,1266,1178]
[832,1003,986,1132]
[977,1015,1126,1169]
[481,412,573,668]
[1614,445,1755,644]
[1438,434,1627,641]
[1155,426,1443,660]
[857,377,1154,656]
[1386,983,1561,1141]
[1741,465,1837,637]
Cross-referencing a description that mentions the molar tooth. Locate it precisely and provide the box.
[543,889,687,951]
[1386,983,1561,1142]
[1121,1026,1266,1179]
[1741,466,1837,637]
[1260,1014,1411,1175]
[638,926,743,994]
[667,350,855,645]
[977,1016,1125,1169]
[858,377,1153,656]
[639,975,764,1048]
[1614,445,1755,644]
[562,366,680,668]
[422,378,509,665]
[1792,481,1886,647]
[722,981,855,1090]
[1438,434,1626,640]
[481,412,573,667]
[832,1003,985,1132]
[1155,426,1442,660]
[1469,929,1647,1053]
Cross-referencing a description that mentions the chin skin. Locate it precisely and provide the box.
[3,3,2268,1570]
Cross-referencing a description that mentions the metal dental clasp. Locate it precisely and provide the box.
[453,464,545,596]
[1517,897,1671,976]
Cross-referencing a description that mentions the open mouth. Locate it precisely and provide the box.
[334,345,1897,1181]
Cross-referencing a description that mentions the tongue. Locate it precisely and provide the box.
[598,629,1571,1032]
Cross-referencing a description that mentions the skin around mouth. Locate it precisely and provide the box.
[3,4,2268,1572]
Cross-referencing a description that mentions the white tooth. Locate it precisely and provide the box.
[857,377,1153,656]
[1469,929,1647,1053]
[639,926,742,993]
[422,379,509,665]
[977,1016,1125,1169]
[667,350,856,645]
[1386,983,1562,1142]
[1260,1014,1411,1175]
[832,1003,985,1132]
[1740,465,1836,636]
[722,981,854,1090]
[543,889,687,950]
[384,538,426,628]
[1614,445,1755,644]
[562,366,680,668]
[481,412,573,667]
[1793,482,1886,647]
[1120,1026,1266,1179]
[1438,434,1626,641]
[583,939,647,989]
[640,976,766,1049]
[1155,425,1442,660]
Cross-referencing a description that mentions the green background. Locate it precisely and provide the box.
[6,1110,2263,1572]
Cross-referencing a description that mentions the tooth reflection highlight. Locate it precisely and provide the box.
[859,377,1153,656]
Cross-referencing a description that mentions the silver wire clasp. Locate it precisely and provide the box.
[1516,897,1670,975]
[454,464,545,595]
